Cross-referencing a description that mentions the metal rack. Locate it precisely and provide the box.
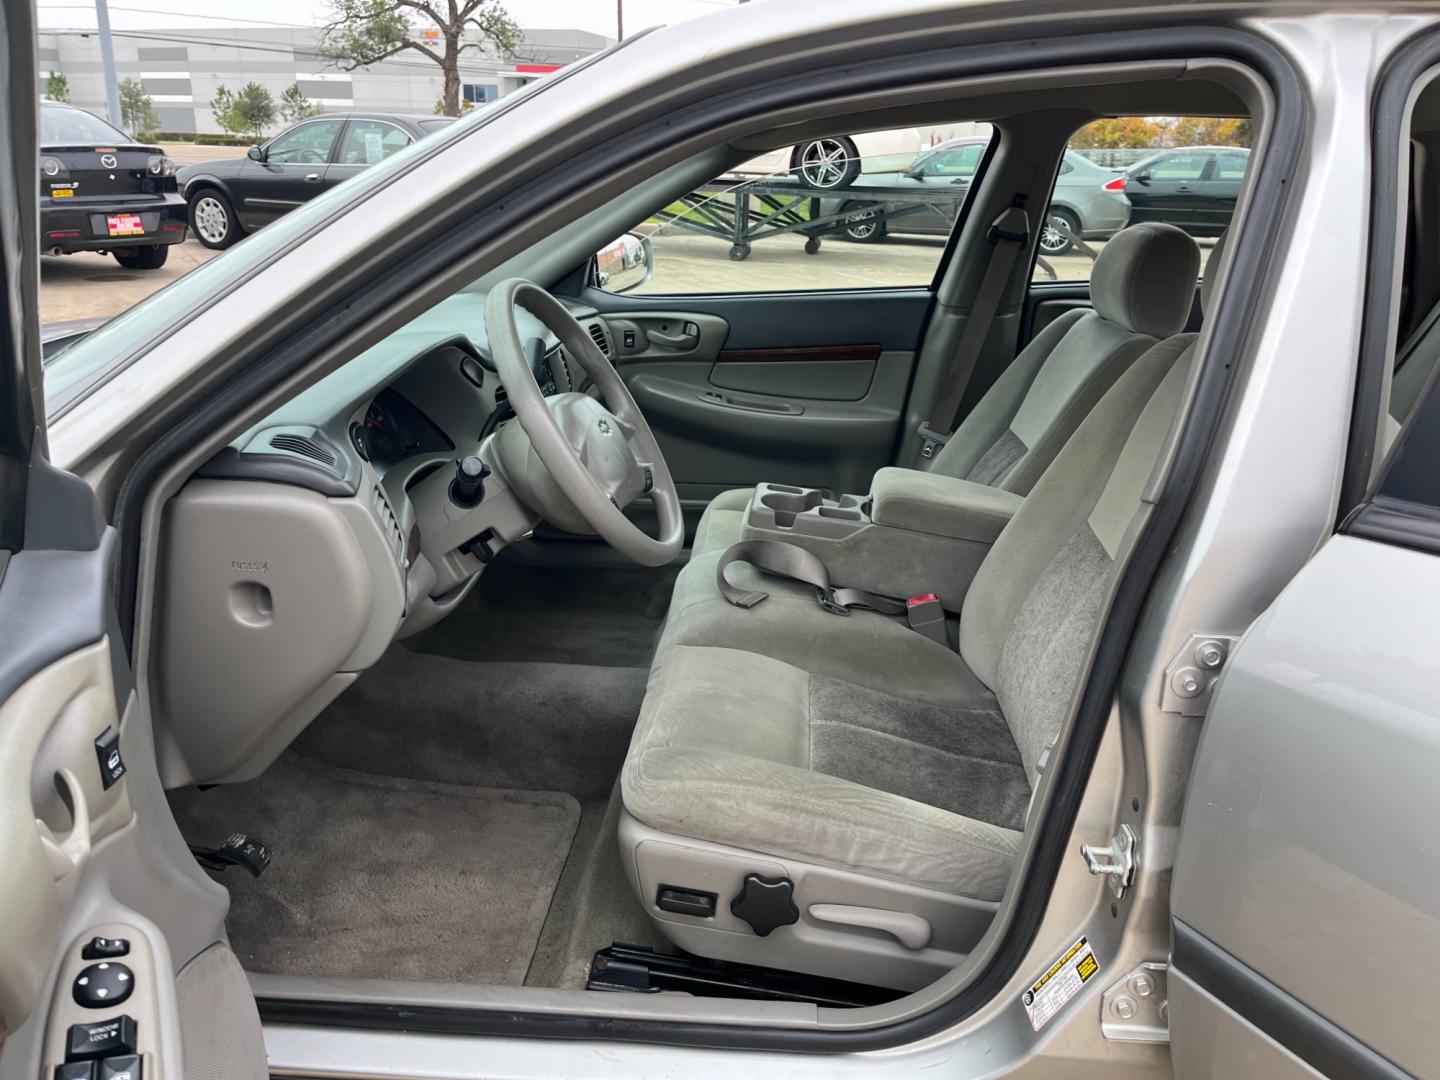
[653,174,973,261]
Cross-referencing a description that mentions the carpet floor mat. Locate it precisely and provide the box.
[169,754,580,985]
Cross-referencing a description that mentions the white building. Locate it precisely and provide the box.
[37,25,612,134]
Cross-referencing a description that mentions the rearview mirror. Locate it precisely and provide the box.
[594,231,653,294]
[247,145,265,162]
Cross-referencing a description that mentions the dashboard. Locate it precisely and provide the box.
[155,291,616,788]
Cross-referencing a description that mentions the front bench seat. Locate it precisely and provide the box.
[622,328,1203,988]
[690,221,1200,556]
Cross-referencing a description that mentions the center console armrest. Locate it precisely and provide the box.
[870,468,1023,543]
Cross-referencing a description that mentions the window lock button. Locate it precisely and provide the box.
[94,727,126,790]
[64,1016,137,1062]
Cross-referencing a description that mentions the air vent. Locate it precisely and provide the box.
[269,433,336,466]
[587,321,611,356]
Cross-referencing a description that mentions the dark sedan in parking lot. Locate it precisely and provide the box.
[39,101,186,270]
[177,111,455,249]
[1123,145,1248,236]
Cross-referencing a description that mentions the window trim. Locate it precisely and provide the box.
[1340,29,1440,521]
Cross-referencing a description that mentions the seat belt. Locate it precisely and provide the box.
[716,539,906,616]
[916,202,1031,466]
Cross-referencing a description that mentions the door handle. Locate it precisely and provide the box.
[1175,185,1194,193]
[35,767,91,881]
[305,173,321,182]
[648,329,698,349]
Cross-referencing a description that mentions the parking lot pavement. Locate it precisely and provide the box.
[40,240,222,323]
[44,226,1211,328]
[160,142,249,166]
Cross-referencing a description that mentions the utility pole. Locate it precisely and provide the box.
[616,0,623,41]
[95,0,123,129]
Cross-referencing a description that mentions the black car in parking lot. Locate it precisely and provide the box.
[1123,145,1248,237]
[177,112,455,249]
[39,101,186,270]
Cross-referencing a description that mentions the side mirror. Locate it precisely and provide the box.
[247,145,265,162]
[594,230,653,294]
[1133,169,1152,185]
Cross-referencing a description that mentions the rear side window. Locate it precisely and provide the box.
[337,121,412,165]
[1032,117,1250,284]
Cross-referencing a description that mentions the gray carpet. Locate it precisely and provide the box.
[403,556,680,668]
[169,755,580,985]
[172,551,677,989]
[293,649,647,801]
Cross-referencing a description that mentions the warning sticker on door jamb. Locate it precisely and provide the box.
[1021,936,1100,1031]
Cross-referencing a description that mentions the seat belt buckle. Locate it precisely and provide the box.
[905,593,947,644]
[815,588,852,616]
[916,422,950,461]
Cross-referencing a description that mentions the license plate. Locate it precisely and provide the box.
[106,214,144,237]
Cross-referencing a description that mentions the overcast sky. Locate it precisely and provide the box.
[35,0,745,39]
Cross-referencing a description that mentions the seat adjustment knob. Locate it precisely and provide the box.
[730,873,798,937]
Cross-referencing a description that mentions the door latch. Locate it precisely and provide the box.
[1081,823,1137,899]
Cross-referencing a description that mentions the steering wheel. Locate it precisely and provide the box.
[484,279,683,566]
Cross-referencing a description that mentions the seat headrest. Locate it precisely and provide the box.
[1200,229,1228,316]
[1090,222,1201,338]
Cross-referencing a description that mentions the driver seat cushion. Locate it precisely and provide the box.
[625,642,1028,899]
[687,222,1199,557]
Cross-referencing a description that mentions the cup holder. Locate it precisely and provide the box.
[760,489,824,514]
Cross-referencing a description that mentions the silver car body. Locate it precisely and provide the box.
[6,3,1440,1080]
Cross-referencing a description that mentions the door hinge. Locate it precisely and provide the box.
[1081,823,1137,899]
[1161,633,1240,717]
[1101,961,1169,1042]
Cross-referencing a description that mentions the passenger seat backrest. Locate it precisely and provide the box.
[959,335,1197,778]
[933,222,1199,496]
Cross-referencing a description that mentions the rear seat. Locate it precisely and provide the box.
[690,221,1201,557]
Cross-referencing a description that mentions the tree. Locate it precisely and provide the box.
[46,71,70,103]
[118,77,160,134]
[321,0,520,117]
[433,96,475,115]
[1069,117,1163,150]
[212,82,276,140]
[1161,116,1251,148]
[279,82,321,124]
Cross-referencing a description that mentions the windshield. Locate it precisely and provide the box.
[41,104,129,146]
[42,96,520,414]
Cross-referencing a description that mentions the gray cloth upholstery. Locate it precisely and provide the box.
[1088,221,1202,337]
[870,468,1024,542]
[624,333,1200,902]
[689,222,1200,559]
[623,643,1024,898]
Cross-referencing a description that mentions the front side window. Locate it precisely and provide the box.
[595,131,987,297]
[337,121,412,166]
[265,119,343,164]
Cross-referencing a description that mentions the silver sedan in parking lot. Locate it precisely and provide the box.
[827,139,1129,252]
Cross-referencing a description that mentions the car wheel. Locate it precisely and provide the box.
[190,190,243,250]
[840,201,887,243]
[114,245,169,270]
[1038,209,1079,255]
[791,137,861,190]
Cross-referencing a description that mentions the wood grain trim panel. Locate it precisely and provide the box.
[714,343,883,363]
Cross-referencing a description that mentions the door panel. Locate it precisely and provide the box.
[1172,535,1437,1077]
[0,10,267,1075]
[586,287,929,510]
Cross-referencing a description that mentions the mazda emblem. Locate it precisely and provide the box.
[100,154,117,168]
